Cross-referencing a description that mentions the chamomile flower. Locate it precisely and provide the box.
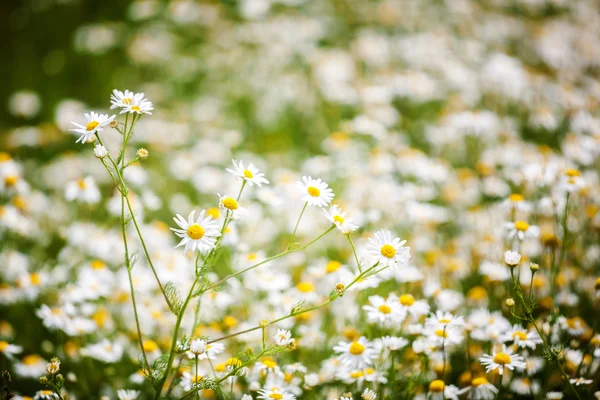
[117,389,141,400]
[560,169,585,193]
[479,345,526,375]
[569,377,593,386]
[425,311,464,330]
[505,220,540,241]
[70,112,115,144]
[257,387,296,400]
[499,325,542,349]
[323,205,358,233]
[333,336,377,370]
[366,230,410,269]
[93,144,108,158]
[117,92,153,115]
[361,388,377,400]
[171,210,221,254]
[362,295,405,327]
[198,342,224,360]
[0,340,23,358]
[274,329,295,347]
[33,391,58,400]
[459,376,498,399]
[218,194,248,219]
[504,251,521,268]
[65,176,101,204]
[180,371,204,392]
[227,159,270,187]
[110,89,137,109]
[188,339,206,356]
[428,380,460,400]
[397,294,430,320]
[298,176,334,207]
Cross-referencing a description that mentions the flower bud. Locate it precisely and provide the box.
[530,263,539,273]
[505,298,515,308]
[136,148,149,160]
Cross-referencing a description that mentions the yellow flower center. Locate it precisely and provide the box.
[307,186,320,197]
[378,304,392,314]
[296,282,314,293]
[4,175,18,187]
[207,207,219,219]
[226,357,242,367]
[262,359,277,369]
[472,377,488,386]
[0,152,11,162]
[269,394,283,400]
[223,316,238,329]
[91,260,105,269]
[22,355,41,365]
[565,168,580,177]
[349,341,365,355]
[39,391,54,396]
[333,215,345,224]
[350,370,364,378]
[221,197,239,210]
[514,221,529,231]
[30,273,41,286]
[215,363,226,372]
[143,340,159,352]
[513,331,528,341]
[429,380,445,393]
[493,352,511,365]
[131,105,141,111]
[78,179,87,189]
[399,294,415,306]
[326,261,341,273]
[509,194,524,202]
[380,244,396,258]
[435,329,448,338]
[86,121,100,131]
[187,224,205,240]
[439,318,451,324]
[0,341,8,351]
[243,169,254,178]
[123,97,132,105]
[191,375,203,383]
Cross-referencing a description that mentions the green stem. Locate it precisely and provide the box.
[290,202,308,244]
[347,233,362,272]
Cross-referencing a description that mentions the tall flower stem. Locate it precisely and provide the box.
[290,202,308,245]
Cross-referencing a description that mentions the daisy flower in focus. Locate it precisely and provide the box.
[257,387,296,400]
[70,112,115,144]
[33,391,58,400]
[479,344,526,375]
[171,210,221,254]
[227,159,270,187]
[111,90,153,115]
[218,194,248,220]
[323,204,358,234]
[366,230,410,269]
[298,176,334,207]
[504,220,540,241]
[333,336,376,370]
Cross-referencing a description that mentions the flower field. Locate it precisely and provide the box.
[1,0,600,399]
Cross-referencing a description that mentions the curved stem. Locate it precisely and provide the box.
[290,202,308,244]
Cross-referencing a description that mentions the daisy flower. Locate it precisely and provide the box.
[323,204,358,234]
[499,325,542,349]
[397,294,430,320]
[361,388,377,400]
[428,380,460,400]
[479,345,526,375]
[362,295,405,327]
[117,389,141,400]
[65,176,101,204]
[110,89,137,109]
[459,376,498,399]
[560,169,585,193]
[425,311,464,330]
[171,210,221,254]
[504,251,521,268]
[114,91,153,115]
[198,342,224,360]
[33,391,58,400]
[180,371,204,392]
[333,336,377,370]
[298,176,334,207]
[188,339,206,356]
[504,220,540,241]
[366,230,410,268]
[0,340,23,358]
[274,329,295,347]
[218,194,248,220]
[70,112,115,144]
[257,387,296,400]
[569,377,593,386]
[226,159,270,187]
